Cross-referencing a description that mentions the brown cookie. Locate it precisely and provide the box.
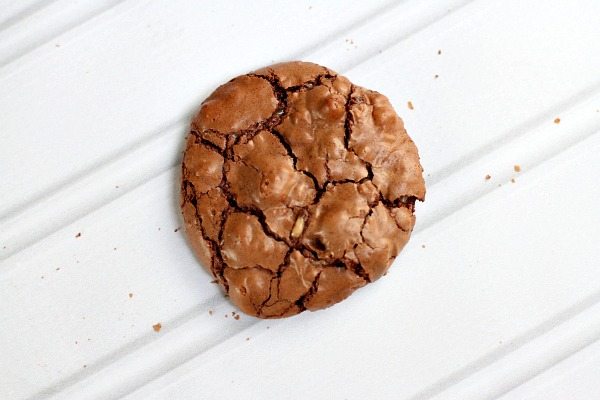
[181,61,425,318]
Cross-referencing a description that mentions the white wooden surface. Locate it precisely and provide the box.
[1,1,599,399]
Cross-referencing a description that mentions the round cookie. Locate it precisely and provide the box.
[181,61,425,318]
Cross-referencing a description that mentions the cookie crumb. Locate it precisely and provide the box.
[245,337,250,341]
[113,247,117,251]
[266,326,270,329]
[554,117,560,124]
[41,276,44,279]
[511,178,516,183]
[514,165,521,172]
[498,184,502,187]
[75,341,78,344]
[75,232,81,238]
[434,74,439,79]
[55,267,60,271]
[407,101,414,110]
[208,310,213,315]
[115,185,119,188]
[55,44,60,48]
[158,227,161,231]
[421,244,426,248]
[83,364,87,368]
[234,314,240,320]
[174,227,180,233]
[128,293,133,299]
[210,280,218,284]
[152,323,162,332]
[485,174,491,180]
[437,49,442,55]
[225,314,228,318]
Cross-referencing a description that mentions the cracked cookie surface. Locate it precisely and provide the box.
[181,61,425,318]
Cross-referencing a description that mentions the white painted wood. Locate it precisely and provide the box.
[1,0,600,399]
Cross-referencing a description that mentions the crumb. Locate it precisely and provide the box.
[152,323,162,332]
[2,246,6,249]
[75,341,78,344]
[115,185,119,188]
[308,5,312,9]
[511,178,516,183]
[554,117,560,124]
[234,314,240,320]
[208,310,213,315]
[76,260,80,264]
[421,244,426,248]
[231,311,236,316]
[158,227,161,231]
[41,276,44,279]
[87,338,90,341]
[75,232,81,238]
[378,50,382,54]
[407,101,414,110]
[514,165,521,172]
[438,49,442,55]
[434,74,439,79]
[210,279,218,284]
[266,326,270,329]
[498,184,502,187]
[174,227,180,233]
[113,247,117,251]
[55,44,60,48]
[245,337,250,341]
[55,267,60,271]
[128,293,133,299]
[225,314,228,318]
[485,174,491,180]
[83,365,87,368]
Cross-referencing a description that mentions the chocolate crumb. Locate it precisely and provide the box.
[234,314,240,320]
[245,337,250,341]
[421,244,426,248]
[128,293,133,299]
[174,227,180,233]
[152,323,162,332]
[511,178,516,183]
[554,117,560,124]
[55,267,60,271]
[514,165,521,172]
[75,341,78,344]
[113,247,117,251]
[438,49,442,55]
[208,310,213,315]
[75,232,81,238]
[41,276,44,279]
[485,174,491,180]
[266,326,270,329]
[83,365,87,368]
[225,314,228,318]
[434,74,439,79]
[55,44,60,48]
[115,185,119,188]
[210,280,218,284]
[407,101,414,110]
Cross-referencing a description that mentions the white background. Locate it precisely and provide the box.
[1,1,600,399]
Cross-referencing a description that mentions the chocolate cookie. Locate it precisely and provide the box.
[181,61,425,318]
